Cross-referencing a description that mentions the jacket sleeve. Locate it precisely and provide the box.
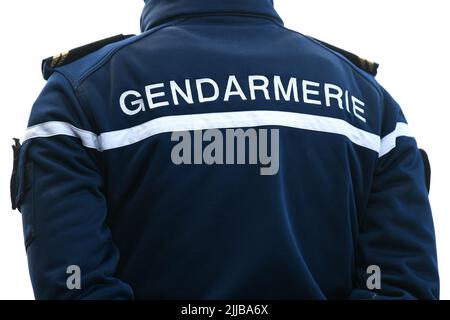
[350,90,439,300]
[13,72,134,299]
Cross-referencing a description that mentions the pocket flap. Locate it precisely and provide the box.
[10,139,31,212]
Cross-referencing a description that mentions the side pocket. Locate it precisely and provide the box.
[10,138,22,210]
[10,139,36,249]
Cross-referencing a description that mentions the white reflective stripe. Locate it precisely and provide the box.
[99,111,380,152]
[23,121,100,150]
[23,111,381,153]
[379,122,413,158]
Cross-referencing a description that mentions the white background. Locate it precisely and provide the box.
[0,0,448,300]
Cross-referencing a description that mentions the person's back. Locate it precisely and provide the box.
[12,0,439,299]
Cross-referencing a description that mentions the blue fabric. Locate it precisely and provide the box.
[15,0,438,299]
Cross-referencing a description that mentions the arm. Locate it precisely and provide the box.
[12,72,134,299]
[350,92,439,300]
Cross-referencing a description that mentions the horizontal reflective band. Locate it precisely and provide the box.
[23,121,101,150]
[100,111,381,152]
[23,111,409,156]
[379,122,413,158]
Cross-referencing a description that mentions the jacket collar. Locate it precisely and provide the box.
[140,0,283,32]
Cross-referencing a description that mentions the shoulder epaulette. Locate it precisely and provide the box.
[312,38,379,77]
[41,34,135,80]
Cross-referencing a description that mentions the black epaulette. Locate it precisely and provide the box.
[41,34,135,80]
[312,38,379,76]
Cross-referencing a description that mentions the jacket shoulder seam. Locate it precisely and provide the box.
[273,24,384,98]
[52,70,100,135]
[77,19,188,85]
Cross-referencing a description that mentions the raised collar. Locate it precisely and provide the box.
[140,0,283,32]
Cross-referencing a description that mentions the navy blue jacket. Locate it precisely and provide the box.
[11,0,439,299]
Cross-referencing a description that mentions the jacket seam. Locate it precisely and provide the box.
[51,70,104,151]
[77,19,189,85]
[272,23,384,100]
[79,13,282,85]
[74,82,102,137]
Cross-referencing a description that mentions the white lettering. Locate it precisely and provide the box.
[352,96,366,123]
[274,76,299,102]
[345,90,351,113]
[119,90,145,116]
[224,75,247,101]
[324,83,343,109]
[145,83,170,109]
[196,78,219,103]
[119,75,368,123]
[302,80,321,105]
[170,79,193,105]
[249,75,270,100]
